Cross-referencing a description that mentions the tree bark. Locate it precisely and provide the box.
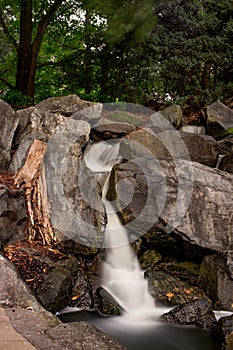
[14,139,55,245]
[16,0,33,96]
[15,0,65,101]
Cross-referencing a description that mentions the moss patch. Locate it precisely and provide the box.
[108,110,143,126]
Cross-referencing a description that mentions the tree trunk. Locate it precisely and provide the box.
[15,0,65,101]
[84,9,92,95]
[16,0,33,97]
[14,139,55,245]
[201,63,211,90]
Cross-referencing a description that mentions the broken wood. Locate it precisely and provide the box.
[14,139,55,245]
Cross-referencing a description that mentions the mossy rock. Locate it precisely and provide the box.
[108,110,143,126]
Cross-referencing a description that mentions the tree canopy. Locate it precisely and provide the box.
[0,0,232,111]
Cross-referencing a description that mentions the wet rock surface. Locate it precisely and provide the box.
[161,299,217,331]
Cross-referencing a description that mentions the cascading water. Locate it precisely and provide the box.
[84,140,157,320]
[59,139,220,350]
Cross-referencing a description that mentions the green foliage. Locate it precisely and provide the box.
[0,0,232,112]
[3,89,32,109]
[225,128,233,136]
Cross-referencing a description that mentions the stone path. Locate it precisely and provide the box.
[0,307,36,350]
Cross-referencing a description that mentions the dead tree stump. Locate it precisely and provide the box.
[14,139,55,245]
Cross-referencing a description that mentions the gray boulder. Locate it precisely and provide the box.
[44,120,105,251]
[109,159,233,254]
[125,128,217,167]
[161,299,217,331]
[198,252,233,311]
[159,104,183,128]
[14,95,102,145]
[180,132,218,167]
[206,101,233,139]
[46,321,126,350]
[0,253,45,311]
[0,99,19,171]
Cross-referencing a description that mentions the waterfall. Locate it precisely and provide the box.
[215,154,226,169]
[84,141,157,320]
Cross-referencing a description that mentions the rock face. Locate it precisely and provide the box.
[198,252,233,311]
[9,96,105,252]
[161,299,217,331]
[14,95,102,144]
[206,100,233,139]
[109,159,233,254]
[180,132,218,167]
[159,104,183,128]
[0,99,19,171]
[46,321,126,350]
[0,254,45,311]
[0,185,27,247]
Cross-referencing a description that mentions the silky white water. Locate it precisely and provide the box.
[84,141,157,320]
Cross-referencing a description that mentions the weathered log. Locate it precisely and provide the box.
[14,139,54,245]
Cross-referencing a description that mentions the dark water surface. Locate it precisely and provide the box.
[58,311,220,350]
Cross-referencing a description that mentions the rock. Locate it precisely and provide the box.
[45,128,104,251]
[215,136,233,173]
[5,306,63,350]
[0,185,27,247]
[198,252,233,311]
[217,154,233,174]
[146,268,208,306]
[139,249,162,270]
[125,128,171,159]
[161,299,217,331]
[0,253,45,311]
[94,287,122,316]
[69,270,94,309]
[35,94,102,124]
[211,315,233,350]
[37,265,73,314]
[159,104,183,128]
[125,127,217,167]
[109,159,233,254]
[3,241,80,314]
[0,99,19,171]
[180,132,218,167]
[14,95,102,144]
[206,101,233,139]
[46,321,126,350]
[9,131,48,173]
[5,306,126,350]
[91,120,136,141]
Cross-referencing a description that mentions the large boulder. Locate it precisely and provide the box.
[161,299,217,331]
[46,321,126,350]
[125,128,217,168]
[15,95,102,144]
[0,100,19,171]
[0,253,45,311]
[9,110,105,253]
[108,159,233,254]
[159,104,183,128]
[206,101,233,139]
[198,252,233,311]
[180,132,218,167]
[146,268,208,306]
[44,127,104,252]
